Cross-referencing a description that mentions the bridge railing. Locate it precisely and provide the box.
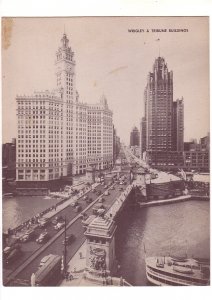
[105,184,134,219]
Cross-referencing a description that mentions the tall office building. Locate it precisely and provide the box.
[143,57,173,152]
[130,126,140,147]
[141,56,184,168]
[172,97,184,151]
[16,33,113,188]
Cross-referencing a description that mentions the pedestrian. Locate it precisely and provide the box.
[79,252,82,259]
[55,205,57,211]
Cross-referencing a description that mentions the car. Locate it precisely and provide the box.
[104,190,110,196]
[70,200,78,207]
[79,212,87,220]
[104,185,108,189]
[97,208,106,217]
[19,229,35,242]
[62,234,75,245]
[36,231,50,244]
[98,197,105,203]
[54,222,65,230]
[3,243,21,258]
[38,217,49,228]
[83,195,88,201]
[93,203,105,215]
[51,216,64,225]
[96,191,102,196]
[119,187,124,191]
[110,186,115,190]
[74,205,82,212]
[92,189,97,193]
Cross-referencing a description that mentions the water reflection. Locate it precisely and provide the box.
[116,200,210,286]
[3,196,61,232]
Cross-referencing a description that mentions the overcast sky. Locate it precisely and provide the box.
[2,17,209,145]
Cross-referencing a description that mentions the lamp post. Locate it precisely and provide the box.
[63,217,67,277]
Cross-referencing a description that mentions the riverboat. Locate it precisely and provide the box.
[145,256,210,286]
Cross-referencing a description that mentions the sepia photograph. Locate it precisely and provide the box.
[1,16,210,289]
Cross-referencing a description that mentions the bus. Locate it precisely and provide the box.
[34,254,62,286]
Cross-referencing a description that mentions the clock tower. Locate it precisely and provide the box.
[55,33,76,102]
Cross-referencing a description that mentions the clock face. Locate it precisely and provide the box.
[66,66,72,72]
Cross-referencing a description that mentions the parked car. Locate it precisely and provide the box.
[62,234,75,245]
[54,222,65,230]
[36,231,50,244]
[97,191,102,196]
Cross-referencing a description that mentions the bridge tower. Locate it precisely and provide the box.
[84,216,117,279]
[134,167,147,202]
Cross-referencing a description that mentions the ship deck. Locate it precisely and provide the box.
[146,256,209,281]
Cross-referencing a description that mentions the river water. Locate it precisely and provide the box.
[116,200,210,286]
[2,196,61,232]
[2,195,210,286]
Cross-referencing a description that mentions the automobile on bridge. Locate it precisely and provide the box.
[19,229,36,243]
[62,234,75,245]
[36,231,50,243]
[54,222,65,230]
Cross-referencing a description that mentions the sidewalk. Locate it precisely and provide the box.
[60,241,87,286]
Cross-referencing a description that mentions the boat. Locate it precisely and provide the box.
[145,256,210,286]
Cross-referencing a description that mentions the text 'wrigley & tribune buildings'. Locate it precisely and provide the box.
[16,34,114,189]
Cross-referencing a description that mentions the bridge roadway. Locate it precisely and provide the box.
[4,171,131,286]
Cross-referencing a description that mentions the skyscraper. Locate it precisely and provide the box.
[130,126,140,147]
[143,57,173,152]
[16,33,113,189]
[141,56,184,168]
[172,97,184,151]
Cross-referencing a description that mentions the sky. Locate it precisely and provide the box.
[2,17,209,145]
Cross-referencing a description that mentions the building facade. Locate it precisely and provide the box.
[16,33,113,188]
[143,57,173,152]
[172,97,184,151]
[141,56,185,167]
[130,126,140,147]
[2,138,16,179]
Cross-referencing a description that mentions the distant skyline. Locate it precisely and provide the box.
[2,17,209,145]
